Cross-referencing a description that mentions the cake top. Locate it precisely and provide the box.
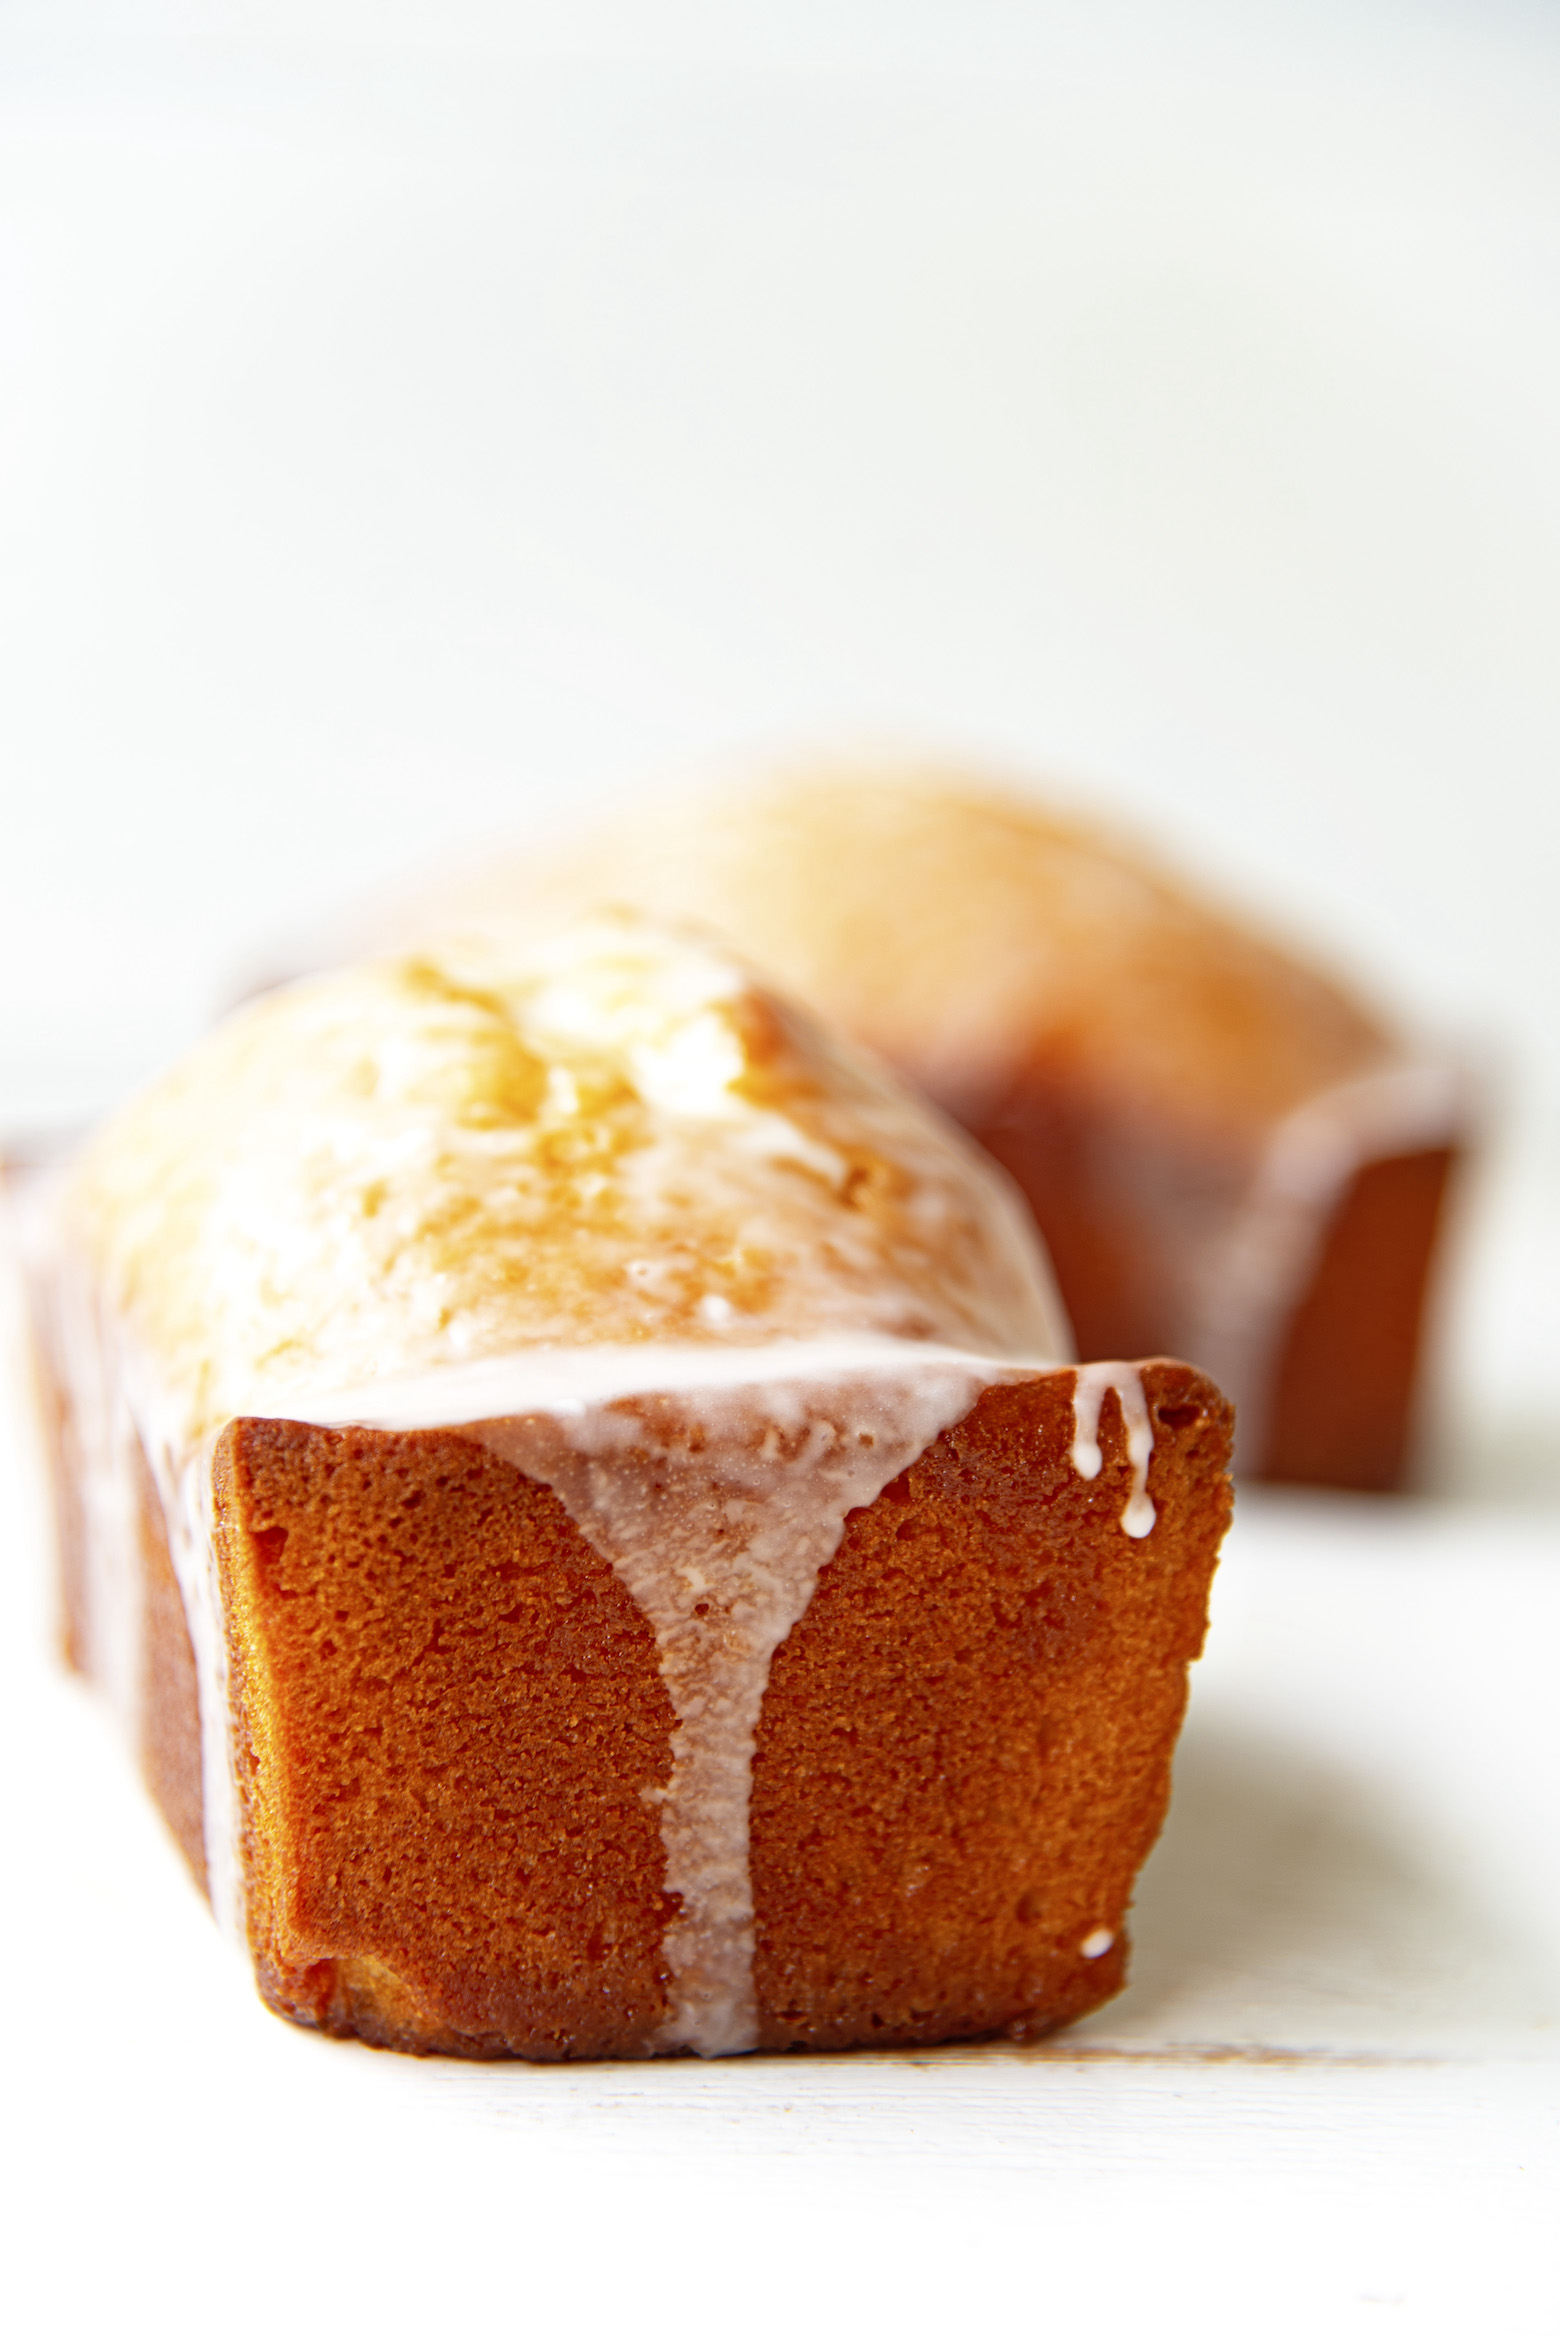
[374,766,1398,1146]
[60,911,1069,1447]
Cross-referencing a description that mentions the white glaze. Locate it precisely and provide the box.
[1069,1362,1156,1539]
[468,1361,1005,2053]
[20,1222,247,1940]
[275,1335,1042,1431]
[43,1258,146,1741]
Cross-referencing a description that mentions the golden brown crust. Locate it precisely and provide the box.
[212,1368,1229,2059]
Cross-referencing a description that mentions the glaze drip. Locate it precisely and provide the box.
[1070,1362,1156,1537]
[472,1360,999,2054]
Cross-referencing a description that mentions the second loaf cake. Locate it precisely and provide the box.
[371,768,1465,1490]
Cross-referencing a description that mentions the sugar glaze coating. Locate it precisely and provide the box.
[61,911,1068,1444]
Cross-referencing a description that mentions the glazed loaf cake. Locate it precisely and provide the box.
[22,913,1231,2057]
[379,769,1466,1490]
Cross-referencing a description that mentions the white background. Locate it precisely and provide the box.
[2,5,1558,2330]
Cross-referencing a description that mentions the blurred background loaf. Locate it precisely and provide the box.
[363,765,1469,1490]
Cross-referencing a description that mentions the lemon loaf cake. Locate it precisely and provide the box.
[21,913,1231,2057]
